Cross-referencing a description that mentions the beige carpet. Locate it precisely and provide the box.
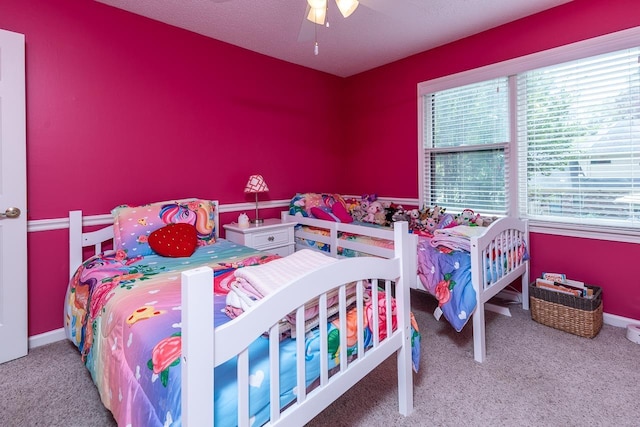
[1,291,638,426]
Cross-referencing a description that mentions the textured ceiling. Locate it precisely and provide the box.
[95,0,573,77]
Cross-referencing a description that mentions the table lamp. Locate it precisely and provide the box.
[244,174,269,224]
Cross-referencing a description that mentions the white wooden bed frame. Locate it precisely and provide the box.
[281,212,530,363]
[68,209,415,426]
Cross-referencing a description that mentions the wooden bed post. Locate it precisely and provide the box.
[181,267,214,427]
[394,221,414,415]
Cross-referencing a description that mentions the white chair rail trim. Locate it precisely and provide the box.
[26,199,292,233]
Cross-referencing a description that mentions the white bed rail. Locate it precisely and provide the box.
[181,222,414,426]
[281,212,418,288]
[69,210,114,279]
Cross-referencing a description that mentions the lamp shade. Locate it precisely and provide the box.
[244,175,269,193]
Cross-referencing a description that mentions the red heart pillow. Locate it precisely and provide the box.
[148,223,198,257]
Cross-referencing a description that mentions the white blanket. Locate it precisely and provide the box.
[226,249,350,337]
[234,249,337,297]
[430,225,487,252]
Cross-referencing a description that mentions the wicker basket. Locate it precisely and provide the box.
[529,283,603,338]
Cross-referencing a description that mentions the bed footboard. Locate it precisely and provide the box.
[281,212,419,289]
[470,217,529,362]
[182,222,415,426]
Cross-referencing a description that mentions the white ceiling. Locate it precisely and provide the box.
[96,0,573,77]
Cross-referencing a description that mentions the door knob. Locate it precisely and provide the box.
[0,207,21,218]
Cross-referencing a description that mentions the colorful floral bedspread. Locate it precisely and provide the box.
[64,239,420,427]
[417,234,528,331]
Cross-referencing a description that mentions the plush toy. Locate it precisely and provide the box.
[289,194,307,217]
[408,209,420,220]
[365,201,383,223]
[351,206,365,222]
[424,217,438,233]
[391,205,410,223]
[385,203,398,224]
[373,204,387,225]
[430,205,446,220]
[344,197,365,221]
[475,215,498,227]
[362,193,378,204]
[455,208,475,226]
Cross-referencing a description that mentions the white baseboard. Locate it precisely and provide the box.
[29,328,66,349]
[603,312,640,329]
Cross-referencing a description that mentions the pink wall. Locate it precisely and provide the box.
[341,0,640,321]
[10,1,347,220]
[1,0,345,335]
[2,0,639,336]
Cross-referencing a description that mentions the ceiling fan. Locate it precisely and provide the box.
[306,0,360,26]
[303,0,361,55]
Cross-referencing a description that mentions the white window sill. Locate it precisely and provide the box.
[528,220,640,244]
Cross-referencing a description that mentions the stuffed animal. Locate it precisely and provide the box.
[430,205,446,220]
[455,208,475,225]
[365,201,383,223]
[385,203,398,224]
[289,194,307,217]
[475,215,498,227]
[391,205,410,223]
[424,217,438,233]
[373,204,387,225]
[362,193,378,204]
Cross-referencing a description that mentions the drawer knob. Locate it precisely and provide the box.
[268,236,275,242]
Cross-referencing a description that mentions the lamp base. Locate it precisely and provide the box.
[252,218,264,225]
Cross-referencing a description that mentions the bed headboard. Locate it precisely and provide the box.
[69,200,220,279]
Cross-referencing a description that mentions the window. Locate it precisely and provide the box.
[517,48,640,227]
[418,27,640,237]
[421,78,509,214]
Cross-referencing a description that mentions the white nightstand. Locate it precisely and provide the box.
[223,218,296,257]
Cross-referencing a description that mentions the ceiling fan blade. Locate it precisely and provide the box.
[298,5,318,42]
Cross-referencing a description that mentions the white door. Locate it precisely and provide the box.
[0,29,27,364]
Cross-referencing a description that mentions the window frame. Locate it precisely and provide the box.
[417,26,640,243]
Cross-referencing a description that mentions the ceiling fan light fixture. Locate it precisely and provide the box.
[306,5,326,25]
[307,0,327,10]
[336,0,359,18]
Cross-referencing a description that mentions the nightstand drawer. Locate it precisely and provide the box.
[223,219,296,255]
[251,229,290,248]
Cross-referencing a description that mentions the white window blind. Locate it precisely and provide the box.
[422,78,509,214]
[517,47,640,227]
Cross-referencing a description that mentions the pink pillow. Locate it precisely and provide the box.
[332,202,353,223]
[310,206,338,222]
[112,199,216,257]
